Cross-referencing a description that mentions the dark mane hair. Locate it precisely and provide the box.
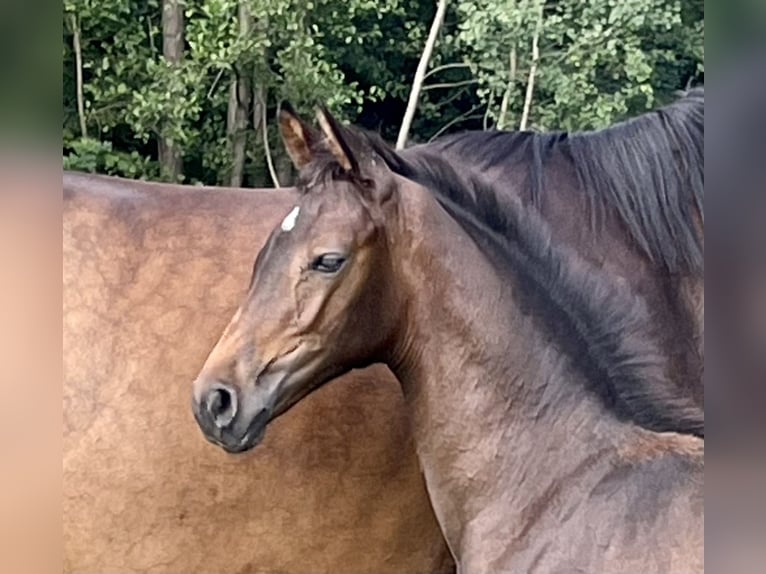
[304,119,703,437]
[405,88,704,274]
[384,145,704,436]
[312,144,704,435]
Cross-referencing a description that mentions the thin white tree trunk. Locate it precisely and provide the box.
[262,92,280,188]
[252,88,264,137]
[69,13,87,139]
[251,85,265,186]
[482,88,494,130]
[497,46,517,130]
[396,0,448,149]
[520,2,543,131]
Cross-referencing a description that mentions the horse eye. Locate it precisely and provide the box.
[310,253,347,274]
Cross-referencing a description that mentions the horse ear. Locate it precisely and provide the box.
[315,106,360,175]
[279,102,320,169]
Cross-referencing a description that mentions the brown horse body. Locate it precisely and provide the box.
[192,108,703,572]
[63,172,452,572]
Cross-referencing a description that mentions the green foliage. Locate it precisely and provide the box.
[452,0,704,131]
[63,138,159,178]
[63,0,703,186]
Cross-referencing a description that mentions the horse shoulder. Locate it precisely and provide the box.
[584,431,704,572]
[508,432,703,573]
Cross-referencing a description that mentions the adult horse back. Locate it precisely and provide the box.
[63,172,451,572]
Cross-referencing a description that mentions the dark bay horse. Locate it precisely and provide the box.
[63,172,452,572]
[192,109,703,572]
[385,89,705,408]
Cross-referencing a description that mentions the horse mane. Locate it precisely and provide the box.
[418,87,705,274]
[311,123,703,437]
[380,146,704,436]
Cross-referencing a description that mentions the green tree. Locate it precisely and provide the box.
[452,0,703,131]
[63,0,703,185]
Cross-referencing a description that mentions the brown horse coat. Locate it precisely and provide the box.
[63,172,452,573]
[190,108,703,573]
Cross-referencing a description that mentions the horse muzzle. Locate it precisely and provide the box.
[192,381,273,453]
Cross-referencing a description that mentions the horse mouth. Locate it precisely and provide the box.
[202,407,271,454]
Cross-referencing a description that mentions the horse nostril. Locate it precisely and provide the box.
[205,384,238,429]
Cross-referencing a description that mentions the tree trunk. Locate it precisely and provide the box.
[227,79,250,187]
[250,12,276,188]
[396,0,448,149]
[497,46,517,130]
[227,1,252,188]
[249,85,268,187]
[262,91,281,188]
[160,0,184,181]
[520,1,543,131]
[275,146,293,187]
[69,13,88,139]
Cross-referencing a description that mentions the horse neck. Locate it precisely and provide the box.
[386,189,638,558]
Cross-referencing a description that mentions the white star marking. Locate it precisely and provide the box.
[281,206,300,232]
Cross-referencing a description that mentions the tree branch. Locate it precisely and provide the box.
[422,62,472,81]
[429,104,483,142]
[434,85,472,109]
[396,0,448,149]
[147,16,157,54]
[206,68,225,100]
[422,79,478,91]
